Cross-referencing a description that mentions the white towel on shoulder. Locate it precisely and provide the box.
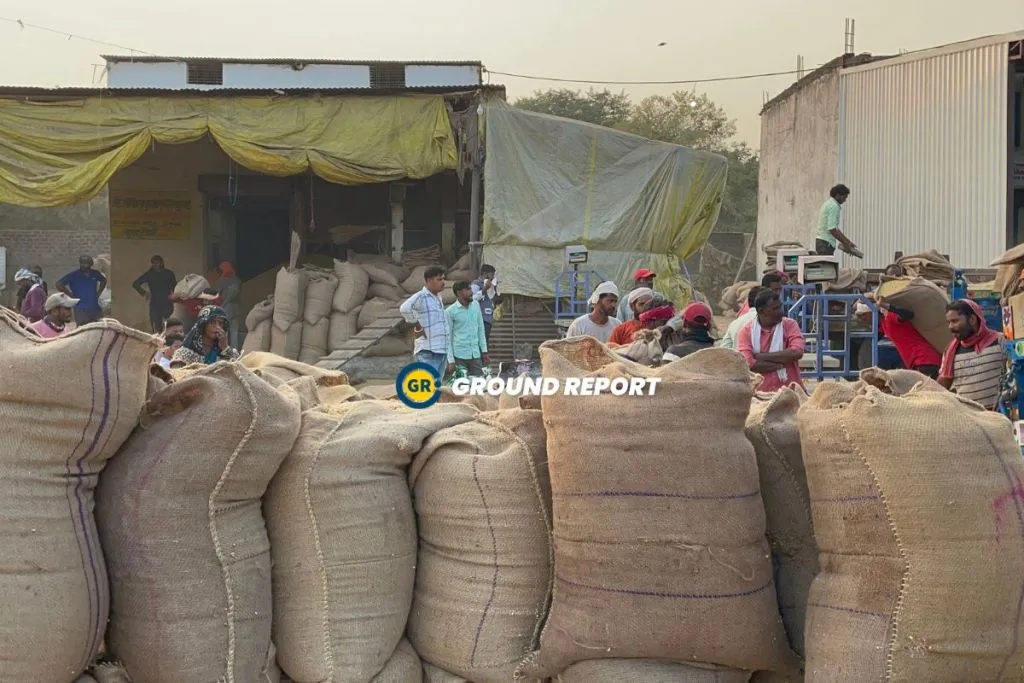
[751,318,789,383]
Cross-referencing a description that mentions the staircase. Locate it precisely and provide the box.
[315,303,406,371]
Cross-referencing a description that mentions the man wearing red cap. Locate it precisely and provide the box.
[663,302,716,362]
[618,268,657,322]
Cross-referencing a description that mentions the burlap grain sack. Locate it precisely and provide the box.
[274,267,310,328]
[96,363,302,683]
[409,410,553,683]
[246,295,275,332]
[446,268,475,282]
[402,265,431,293]
[239,351,348,389]
[0,316,158,683]
[617,327,663,365]
[441,282,457,305]
[333,260,371,313]
[520,339,795,678]
[243,318,273,353]
[303,272,339,325]
[373,639,422,683]
[173,273,209,300]
[859,366,944,396]
[556,659,751,682]
[265,401,477,683]
[797,376,1024,682]
[369,282,406,301]
[329,308,360,350]
[271,321,304,360]
[746,389,817,658]
[299,318,330,364]
[359,296,395,329]
[422,663,468,683]
[875,276,952,353]
[436,386,498,411]
[363,263,402,287]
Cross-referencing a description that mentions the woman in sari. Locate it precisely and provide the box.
[170,305,240,368]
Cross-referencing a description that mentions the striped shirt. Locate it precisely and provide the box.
[951,344,1004,409]
[400,287,450,356]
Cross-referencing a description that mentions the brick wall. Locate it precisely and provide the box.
[0,191,110,306]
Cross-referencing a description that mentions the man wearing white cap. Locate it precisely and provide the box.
[29,293,79,339]
[565,281,621,343]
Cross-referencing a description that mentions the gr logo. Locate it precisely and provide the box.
[395,362,442,409]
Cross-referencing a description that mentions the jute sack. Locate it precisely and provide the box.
[441,282,457,306]
[746,388,817,658]
[299,318,330,365]
[556,660,751,682]
[422,663,468,683]
[436,386,499,411]
[303,271,339,325]
[373,639,422,683]
[359,296,395,329]
[333,260,370,313]
[369,282,406,301]
[402,265,430,294]
[273,267,310,328]
[0,315,158,683]
[520,339,795,678]
[797,375,1024,682]
[246,295,275,332]
[173,273,209,300]
[329,308,360,350]
[362,263,402,287]
[271,321,304,360]
[875,276,951,353]
[243,318,273,353]
[96,363,302,683]
[239,350,349,388]
[409,410,553,683]
[265,401,477,683]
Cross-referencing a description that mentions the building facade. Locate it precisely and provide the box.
[758,32,1024,271]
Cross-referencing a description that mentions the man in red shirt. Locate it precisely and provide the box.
[875,295,942,378]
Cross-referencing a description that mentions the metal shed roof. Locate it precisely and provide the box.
[101,54,484,67]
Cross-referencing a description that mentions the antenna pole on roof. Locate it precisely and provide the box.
[844,18,856,55]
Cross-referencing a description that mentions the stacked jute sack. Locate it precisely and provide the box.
[244,250,474,364]
[873,276,952,354]
[796,368,1024,682]
[721,280,758,316]
[894,249,955,286]
[519,338,799,681]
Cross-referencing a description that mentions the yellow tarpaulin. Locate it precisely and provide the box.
[0,94,458,207]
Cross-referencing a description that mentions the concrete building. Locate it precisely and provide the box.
[0,56,502,335]
[758,31,1024,271]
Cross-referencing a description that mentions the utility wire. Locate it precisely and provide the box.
[482,67,813,86]
[0,16,159,56]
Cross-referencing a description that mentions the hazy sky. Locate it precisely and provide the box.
[0,0,1020,146]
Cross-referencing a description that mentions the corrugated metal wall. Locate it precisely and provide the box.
[839,41,1009,269]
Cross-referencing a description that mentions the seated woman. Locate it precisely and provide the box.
[170,305,240,368]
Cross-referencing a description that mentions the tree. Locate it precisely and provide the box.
[513,88,632,128]
[624,92,737,155]
[714,143,759,234]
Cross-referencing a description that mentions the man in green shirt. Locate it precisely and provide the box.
[816,184,859,256]
[446,281,490,376]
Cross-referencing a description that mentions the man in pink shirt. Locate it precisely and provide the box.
[737,289,806,392]
[29,293,78,339]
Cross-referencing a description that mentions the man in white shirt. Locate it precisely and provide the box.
[399,266,452,377]
[719,286,761,351]
[566,281,621,344]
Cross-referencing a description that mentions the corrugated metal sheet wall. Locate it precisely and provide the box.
[839,41,1008,269]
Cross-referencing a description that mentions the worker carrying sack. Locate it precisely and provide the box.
[874,276,952,353]
[797,372,1024,682]
[519,338,797,678]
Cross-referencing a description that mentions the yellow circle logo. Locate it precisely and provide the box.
[395,362,441,409]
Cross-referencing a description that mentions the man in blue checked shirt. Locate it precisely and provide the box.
[399,265,453,377]
[446,281,490,377]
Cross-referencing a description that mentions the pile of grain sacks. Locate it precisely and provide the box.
[243,252,474,364]
[7,309,1024,683]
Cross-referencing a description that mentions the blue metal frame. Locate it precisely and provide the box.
[554,267,605,320]
[786,292,880,381]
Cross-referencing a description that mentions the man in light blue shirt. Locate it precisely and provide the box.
[399,266,452,377]
[446,281,490,376]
